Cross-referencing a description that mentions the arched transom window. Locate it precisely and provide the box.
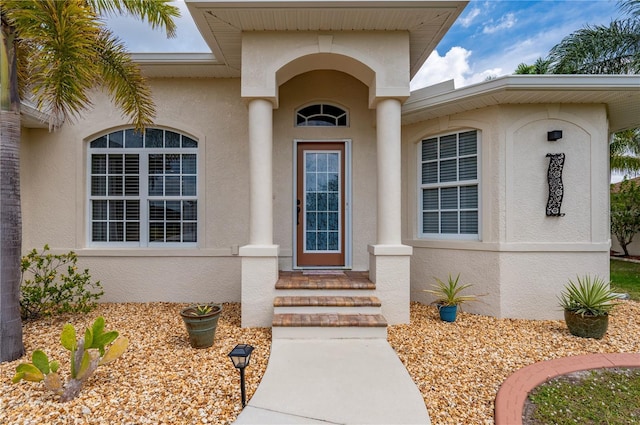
[88,128,198,246]
[296,104,348,127]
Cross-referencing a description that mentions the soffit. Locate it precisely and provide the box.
[132,53,237,78]
[403,75,640,133]
[186,1,468,78]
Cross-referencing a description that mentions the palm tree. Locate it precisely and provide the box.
[0,0,179,362]
[513,0,640,176]
[610,129,640,177]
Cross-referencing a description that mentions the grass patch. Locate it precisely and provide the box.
[610,259,640,301]
[527,368,640,425]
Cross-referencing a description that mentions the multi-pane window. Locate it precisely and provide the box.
[296,104,348,127]
[89,129,198,246]
[304,151,341,252]
[419,130,479,239]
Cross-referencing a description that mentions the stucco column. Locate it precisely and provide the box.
[248,98,274,245]
[376,98,402,245]
[240,98,279,328]
[367,97,412,325]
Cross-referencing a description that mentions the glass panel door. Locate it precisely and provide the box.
[296,142,345,267]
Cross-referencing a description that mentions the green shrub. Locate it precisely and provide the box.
[20,245,104,320]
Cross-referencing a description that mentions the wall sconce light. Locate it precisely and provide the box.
[228,344,254,408]
[547,130,563,141]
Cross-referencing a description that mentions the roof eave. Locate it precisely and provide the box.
[403,75,640,133]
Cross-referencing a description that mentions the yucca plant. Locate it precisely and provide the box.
[558,275,619,317]
[423,273,477,306]
[189,304,214,316]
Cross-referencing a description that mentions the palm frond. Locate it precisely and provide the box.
[619,0,640,17]
[610,129,640,174]
[87,0,180,38]
[95,29,155,129]
[8,0,103,128]
[549,19,640,74]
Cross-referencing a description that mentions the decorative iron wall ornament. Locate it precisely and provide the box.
[546,153,565,216]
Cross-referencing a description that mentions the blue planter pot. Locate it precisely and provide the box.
[438,304,458,322]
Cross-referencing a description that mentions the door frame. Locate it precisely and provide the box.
[292,139,352,269]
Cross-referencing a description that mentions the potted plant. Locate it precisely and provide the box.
[423,273,477,322]
[558,275,618,339]
[180,303,223,348]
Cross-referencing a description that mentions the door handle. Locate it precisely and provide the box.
[297,199,301,225]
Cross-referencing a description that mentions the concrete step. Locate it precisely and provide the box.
[272,313,388,339]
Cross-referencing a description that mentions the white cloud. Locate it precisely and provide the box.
[482,12,516,34]
[410,47,471,91]
[410,46,510,91]
[459,7,481,28]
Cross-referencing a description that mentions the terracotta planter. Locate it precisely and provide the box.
[564,309,609,339]
[180,304,223,348]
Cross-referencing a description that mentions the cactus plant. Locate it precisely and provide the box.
[12,316,128,402]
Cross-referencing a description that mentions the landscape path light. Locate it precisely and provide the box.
[228,344,254,408]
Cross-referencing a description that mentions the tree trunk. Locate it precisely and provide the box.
[0,109,24,362]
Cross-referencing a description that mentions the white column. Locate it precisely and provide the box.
[241,98,278,328]
[248,98,273,245]
[376,98,402,245]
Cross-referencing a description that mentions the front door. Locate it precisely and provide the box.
[295,141,346,267]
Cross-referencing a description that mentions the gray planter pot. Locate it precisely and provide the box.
[564,310,609,339]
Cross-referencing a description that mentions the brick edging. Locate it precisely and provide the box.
[494,353,640,425]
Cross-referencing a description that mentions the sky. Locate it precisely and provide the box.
[106,0,624,91]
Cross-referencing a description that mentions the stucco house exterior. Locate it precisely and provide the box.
[19,0,640,331]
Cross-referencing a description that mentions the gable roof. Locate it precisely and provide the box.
[402,75,640,133]
[185,0,468,78]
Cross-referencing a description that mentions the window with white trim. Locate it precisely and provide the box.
[419,130,479,239]
[296,103,348,127]
[88,128,198,246]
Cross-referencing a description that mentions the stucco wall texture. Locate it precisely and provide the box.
[404,104,611,320]
[21,74,611,320]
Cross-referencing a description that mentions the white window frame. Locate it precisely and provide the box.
[417,129,481,240]
[87,129,198,248]
[295,103,349,127]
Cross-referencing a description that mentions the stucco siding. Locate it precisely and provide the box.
[499,251,609,320]
[21,78,249,303]
[404,103,611,320]
[410,246,501,317]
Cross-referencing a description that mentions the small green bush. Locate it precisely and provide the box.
[20,245,104,320]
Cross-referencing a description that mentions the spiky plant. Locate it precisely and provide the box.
[423,273,477,307]
[558,275,619,317]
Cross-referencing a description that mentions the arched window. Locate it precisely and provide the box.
[296,103,348,127]
[88,128,198,246]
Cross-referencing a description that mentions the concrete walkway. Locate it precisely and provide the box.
[234,339,430,424]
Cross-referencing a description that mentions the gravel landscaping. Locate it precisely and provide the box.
[2,300,639,424]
